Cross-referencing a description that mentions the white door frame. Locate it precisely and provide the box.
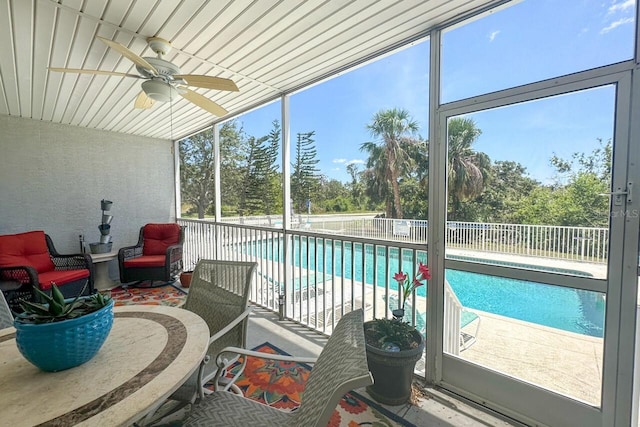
[427,60,637,426]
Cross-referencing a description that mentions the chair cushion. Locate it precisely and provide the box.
[142,223,181,256]
[38,269,90,290]
[0,231,55,273]
[123,255,166,268]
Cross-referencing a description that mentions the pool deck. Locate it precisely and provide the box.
[448,248,607,279]
[457,309,603,405]
[447,250,606,405]
[368,289,603,406]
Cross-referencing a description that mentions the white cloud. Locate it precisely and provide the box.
[601,0,635,33]
[333,158,365,166]
[488,30,500,42]
[608,0,635,14]
[601,17,634,33]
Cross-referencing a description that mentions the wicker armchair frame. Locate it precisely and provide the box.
[0,234,94,312]
[117,224,184,285]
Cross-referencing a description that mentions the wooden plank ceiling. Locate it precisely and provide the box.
[0,0,498,140]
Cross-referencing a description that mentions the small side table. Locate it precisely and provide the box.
[89,251,118,291]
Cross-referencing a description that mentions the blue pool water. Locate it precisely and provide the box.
[242,237,605,338]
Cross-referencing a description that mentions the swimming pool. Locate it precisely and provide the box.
[243,237,605,338]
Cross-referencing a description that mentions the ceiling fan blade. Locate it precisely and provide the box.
[174,74,239,92]
[179,88,228,116]
[48,67,142,79]
[97,36,158,74]
[134,91,155,109]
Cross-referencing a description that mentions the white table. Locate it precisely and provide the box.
[0,305,210,427]
[89,251,118,291]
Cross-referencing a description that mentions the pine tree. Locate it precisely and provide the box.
[238,121,282,216]
[291,131,320,214]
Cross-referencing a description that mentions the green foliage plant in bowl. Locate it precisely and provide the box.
[364,317,422,351]
[363,262,429,405]
[14,283,114,372]
[364,317,425,405]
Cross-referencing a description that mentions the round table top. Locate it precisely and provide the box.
[0,305,209,427]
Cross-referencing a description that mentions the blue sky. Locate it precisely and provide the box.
[234,0,634,184]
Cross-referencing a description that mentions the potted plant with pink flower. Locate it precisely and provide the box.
[363,262,430,405]
[391,261,431,320]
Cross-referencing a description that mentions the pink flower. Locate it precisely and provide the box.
[393,262,430,311]
[393,272,407,284]
[417,262,431,280]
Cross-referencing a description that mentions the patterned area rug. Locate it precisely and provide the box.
[108,287,414,426]
[108,283,187,307]
[207,342,416,427]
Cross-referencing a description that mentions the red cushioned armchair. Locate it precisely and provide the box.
[118,223,184,286]
[0,230,94,312]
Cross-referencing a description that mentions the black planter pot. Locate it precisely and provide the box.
[364,321,425,405]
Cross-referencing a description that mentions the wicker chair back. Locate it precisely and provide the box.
[288,308,372,426]
[0,290,13,329]
[184,260,257,365]
[180,308,373,427]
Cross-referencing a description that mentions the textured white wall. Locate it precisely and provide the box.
[0,115,176,261]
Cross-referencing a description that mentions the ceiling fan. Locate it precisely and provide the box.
[49,36,238,117]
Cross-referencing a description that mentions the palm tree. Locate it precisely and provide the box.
[360,141,392,215]
[447,117,491,219]
[363,108,419,218]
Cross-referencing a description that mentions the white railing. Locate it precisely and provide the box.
[343,219,608,263]
[217,215,609,263]
[178,217,604,359]
[183,215,609,273]
[445,221,608,263]
[177,218,432,337]
[201,214,609,263]
[209,215,609,263]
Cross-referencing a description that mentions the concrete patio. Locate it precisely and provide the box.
[458,309,603,406]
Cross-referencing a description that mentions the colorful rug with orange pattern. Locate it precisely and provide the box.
[108,287,415,426]
[108,283,187,307]
[210,342,415,427]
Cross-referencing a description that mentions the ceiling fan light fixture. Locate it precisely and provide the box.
[51,36,238,116]
[141,80,178,102]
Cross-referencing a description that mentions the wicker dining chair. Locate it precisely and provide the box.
[0,290,13,329]
[143,259,257,424]
[181,308,373,427]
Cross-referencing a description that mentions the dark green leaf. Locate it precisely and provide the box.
[50,283,65,306]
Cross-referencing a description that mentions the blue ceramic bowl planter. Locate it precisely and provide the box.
[14,299,114,372]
